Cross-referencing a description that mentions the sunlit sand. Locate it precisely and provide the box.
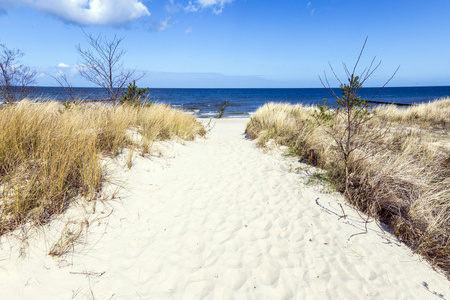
[0,118,448,299]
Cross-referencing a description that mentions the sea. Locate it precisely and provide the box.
[26,86,450,118]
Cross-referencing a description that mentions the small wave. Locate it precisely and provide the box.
[200,112,217,116]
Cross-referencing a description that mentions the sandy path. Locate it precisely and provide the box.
[1,118,449,299]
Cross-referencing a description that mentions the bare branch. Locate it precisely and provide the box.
[76,32,144,104]
[0,44,36,104]
[343,62,351,80]
[352,36,368,75]
[47,72,79,102]
[319,71,340,101]
[360,57,381,85]
[368,65,400,102]
[329,62,343,86]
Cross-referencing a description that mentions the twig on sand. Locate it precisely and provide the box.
[69,271,106,277]
[204,118,216,132]
[338,203,347,220]
[348,214,370,241]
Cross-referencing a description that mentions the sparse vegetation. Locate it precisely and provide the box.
[317,37,398,196]
[0,101,206,235]
[76,32,144,104]
[118,80,151,106]
[246,98,450,275]
[0,44,36,104]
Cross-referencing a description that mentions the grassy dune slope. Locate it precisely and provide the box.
[246,98,450,276]
[0,101,206,234]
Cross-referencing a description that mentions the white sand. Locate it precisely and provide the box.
[1,118,449,299]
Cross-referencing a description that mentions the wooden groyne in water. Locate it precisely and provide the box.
[366,100,416,107]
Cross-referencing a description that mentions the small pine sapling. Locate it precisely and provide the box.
[118,80,152,106]
[318,37,399,196]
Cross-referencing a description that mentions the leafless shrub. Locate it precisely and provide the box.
[76,32,144,104]
[48,72,80,102]
[0,44,36,104]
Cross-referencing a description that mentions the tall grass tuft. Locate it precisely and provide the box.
[373,97,450,129]
[246,103,319,159]
[0,101,205,234]
[246,99,450,276]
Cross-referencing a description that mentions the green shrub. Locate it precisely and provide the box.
[118,81,152,106]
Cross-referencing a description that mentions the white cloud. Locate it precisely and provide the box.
[2,0,150,26]
[149,17,172,32]
[184,0,233,14]
[58,62,69,68]
[165,0,182,13]
[184,1,198,12]
[306,1,315,16]
[185,27,192,34]
[158,17,172,31]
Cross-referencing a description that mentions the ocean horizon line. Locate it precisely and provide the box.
[29,85,450,89]
[23,85,450,118]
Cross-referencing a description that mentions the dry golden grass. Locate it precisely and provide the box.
[245,103,330,165]
[245,102,315,146]
[0,101,205,235]
[246,98,450,276]
[373,97,450,129]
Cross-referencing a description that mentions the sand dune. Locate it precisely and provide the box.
[0,118,449,299]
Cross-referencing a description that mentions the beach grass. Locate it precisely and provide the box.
[0,100,206,235]
[246,98,450,275]
[372,97,450,129]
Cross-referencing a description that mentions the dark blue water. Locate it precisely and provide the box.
[27,86,450,118]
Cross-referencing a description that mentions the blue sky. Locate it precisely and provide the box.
[0,0,449,88]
